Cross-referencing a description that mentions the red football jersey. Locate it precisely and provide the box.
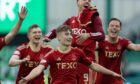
[45,10,104,61]
[45,9,105,84]
[13,43,52,84]
[40,47,92,84]
[96,37,130,84]
[0,37,6,50]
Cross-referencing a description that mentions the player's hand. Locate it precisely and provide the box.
[43,37,51,43]
[19,78,28,84]
[21,57,30,63]
[112,72,125,80]
[76,33,90,44]
[18,6,27,20]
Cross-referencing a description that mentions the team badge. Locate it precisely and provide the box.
[117,44,121,50]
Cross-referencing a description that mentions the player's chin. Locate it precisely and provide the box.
[110,33,118,37]
[111,35,118,38]
[33,40,40,44]
[65,43,72,46]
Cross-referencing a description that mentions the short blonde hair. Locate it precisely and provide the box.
[28,24,40,34]
[56,25,72,35]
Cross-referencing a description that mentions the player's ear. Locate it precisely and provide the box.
[56,31,62,41]
[27,32,30,39]
[56,33,60,41]
[57,35,60,41]
[107,28,109,32]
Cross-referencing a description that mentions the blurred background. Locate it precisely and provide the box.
[0,0,140,84]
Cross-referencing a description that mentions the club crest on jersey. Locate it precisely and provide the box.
[26,55,30,59]
[71,55,76,61]
[117,44,121,50]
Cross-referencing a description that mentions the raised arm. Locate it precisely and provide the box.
[5,6,27,44]
[89,16,105,41]
[44,29,56,42]
[18,65,45,84]
[76,8,105,44]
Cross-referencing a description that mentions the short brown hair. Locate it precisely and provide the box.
[56,25,72,35]
[28,24,40,34]
[108,18,122,27]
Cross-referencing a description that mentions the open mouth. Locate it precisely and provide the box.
[84,2,90,8]
[67,38,72,42]
[111,29,117,34]
[34,36,41,40]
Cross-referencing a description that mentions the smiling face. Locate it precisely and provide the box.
[57,30,72,46]
[107,19,121,38]
[28,25,42,44]
[56,25,73,47]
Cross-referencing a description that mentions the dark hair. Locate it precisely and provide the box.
[28,24,40,34]
[108,18,122,27]
[56,25,72,35]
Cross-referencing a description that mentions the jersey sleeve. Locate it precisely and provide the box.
[78,49,92,66]
[89,16,105,41]
[0,37,6,50]
[13,44,27,59]
[40,50,54,68]
[44,17,72,42]
[44,29,56,42]
[63,18,71,25]
[78,8,96,26]
[78,7,105,41]
[123,38,132,48]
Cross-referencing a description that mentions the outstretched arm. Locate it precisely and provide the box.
[44,29,56,42]
[127,43,140,51]
[5,6,27,44]
[89,62,123,79]
[19,65,45,84]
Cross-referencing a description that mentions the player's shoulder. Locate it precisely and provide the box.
[17,43,29,50]
[72,47,83,53]
[119,36,130,41]
[70,16,77,19]
[101,35,108,42]
[67,16,77,21]
[65,16,78,25]
[0,37,4,40]
[44,49,55,57]
[42,44,53,49]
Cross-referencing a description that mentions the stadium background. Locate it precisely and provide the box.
[0,0,140,84]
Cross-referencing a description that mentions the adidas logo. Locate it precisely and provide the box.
[57,57,61,61]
